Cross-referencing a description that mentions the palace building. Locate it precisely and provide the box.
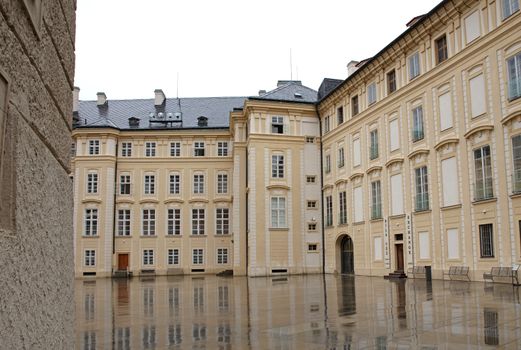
[73,0,521,281]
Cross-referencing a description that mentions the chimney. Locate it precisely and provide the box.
[347,60,360,77]
[72,86,80,112]
[258,90,266,96]
[96,92,107,106]
[128,117,140,128]
[154,89,166,106]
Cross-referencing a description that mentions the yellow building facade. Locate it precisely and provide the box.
[73,0,521,281]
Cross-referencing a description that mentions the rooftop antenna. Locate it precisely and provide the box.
[290,48,293,80]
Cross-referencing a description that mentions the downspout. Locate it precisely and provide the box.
[318,107,326,274]
[245,145,249,274]
[112,142,118,261]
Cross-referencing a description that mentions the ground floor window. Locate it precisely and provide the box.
[193,249,204,265]
[143,249,154,265]
[84,250,96,266]
[217,248,228,264]
[168,249,179,265]
[479,224,494,258]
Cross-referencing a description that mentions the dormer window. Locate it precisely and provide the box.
[197,116,208,127]
[271,116,284,134]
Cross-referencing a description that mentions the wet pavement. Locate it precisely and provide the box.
[75,275,521,349]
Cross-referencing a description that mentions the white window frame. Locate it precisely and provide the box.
[168,249,179,265]
[84,250,96,266]
[412,106,424,142]
[371,180,382,220]
[271,154,284,178]
[84,208,98,236]
[216,208,229,235]
[217,173,228,194]
[144,174,155,195]
[325,154,331,174]
[119,174,131,195]
[325,195,333,227]
[170,142,181,157]
[217,248,228,264]
[121,142,132,157]
[191,208,205,235]
[88,140,100,155]
[193,174,205,194]
[367,82,377,105]
[194,141,205,157]
[271,116,284,134]
[143,249,154,265]
[192,248,204,264]
[169,173,181,195]
[142,209,156,236]
[369,129,379,160]
[473,145,494,200]
[167,208,181,236]
[409,52,420,80]
[217,141,229,156]
[86,172,98,194]
[415,166,429,211]
[502,0,520,19]
[117,209,131,236]
[338,147,345,168]
[507,52,521,101]
[339,191,347,225]
[270,196,287,228]
[145,142,156,157]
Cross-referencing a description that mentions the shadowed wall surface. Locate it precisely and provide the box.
[0,0,76,348]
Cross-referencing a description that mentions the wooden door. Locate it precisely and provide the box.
[118,254,129,270]
[395,244,404,272]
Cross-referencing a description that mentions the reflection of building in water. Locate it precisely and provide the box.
[76,276,521,349]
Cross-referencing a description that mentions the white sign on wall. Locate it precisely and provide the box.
[384,217,390,268]
[406,214,414,267]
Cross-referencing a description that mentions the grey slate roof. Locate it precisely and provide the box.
[75,96,247,130]
[251,81,317,104]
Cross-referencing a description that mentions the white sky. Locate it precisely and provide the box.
[75,0,441,100]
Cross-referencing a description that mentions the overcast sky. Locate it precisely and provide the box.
[74,0,441,101]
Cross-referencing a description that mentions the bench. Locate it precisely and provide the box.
[408,266,427,279]
[483,265,520,285]
[443,266,470,281]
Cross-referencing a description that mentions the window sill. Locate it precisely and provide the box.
[166,234,182,238]
[413,209,431,214]
[510,192,521,199]
[140,235,157,238]
[353,221,365,225]
[370,218,383,222]
[269,228,289,231]
[82,235,99,238]
[472,197,497,205]
[190,235,207,237]
[440,204,462,211]
[388,214,406,219]
[214,234,231,237]
[307,250,320,254]
[116,235,132,238]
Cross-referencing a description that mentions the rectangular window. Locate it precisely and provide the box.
[145,142,156,157]
[390,174,404,215]
[308,244,318,252]
[143,249,154,265]
[409,52,420,80]
[193,174,205,194]
[85,250,96,266]
[306,176,316,183]
[338,147,345,168]
[169,174,180,194]
[435,35,448,64]
[217,248,228,264]
[389,119,400,151]
[86,173,98,194]
[351,95,359,116]
[217,174,228,194]
[117,209,131,236]
[325,154,331,174]
[142,209,156,236]
[470,74,487,117]
[170,142,181,157]
[339,191,347,225]
[353,186,363,222]
[167,208,181,236]
[217,142,229,156]
[271,116,284,134]
[438,92,453,130]
[353,138,361,167]
[415,166,429,211]
[192,209,205,235]
[120,175,131,195]
[465,11,481,44]
[412,106,424,142]
[271,155,284,178]
[371,180,382,220]
[337,106,344,125]
[194,142,205,157]
[216,208,229,235]
[84,209,98,236]
[271,197,286,228]
[507,52,521,101]
[441,157,459,206]
[168,249,179,265]
[144,175,155,195]
[387,70,396,94]
[447,228,460,259]
[305,136,315,143]
[308,223,317,231]
[367,83,377,105]
[324,116,330,133]
[474,145,493,200]
[513,135,521,193]
[88,140,100,155]
[479,224,494,258]
[307,200,317,209]
[192,249,203,264]
[325,195,333,227]
[121,142,132,157]
[369,129,379,160]
[502,0,520,19]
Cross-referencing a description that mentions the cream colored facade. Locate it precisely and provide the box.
[319,0,521,280]
[74,0,521,281]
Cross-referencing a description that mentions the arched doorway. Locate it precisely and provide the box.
[340,235,354,274]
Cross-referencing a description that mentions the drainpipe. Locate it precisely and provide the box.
[318,110,326,274]
[112,142,118,261]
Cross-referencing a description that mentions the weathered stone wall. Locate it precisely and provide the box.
[0,0,75,348]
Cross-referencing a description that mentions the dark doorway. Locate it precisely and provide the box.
[118,253,129,271]
[341,235,354,274]
[395,244,404,272]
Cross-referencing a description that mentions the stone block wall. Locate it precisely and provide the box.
[0,0,75,348]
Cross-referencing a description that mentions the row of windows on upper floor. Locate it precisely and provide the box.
[83,207,231,237]
[324,136,521,228]
[75,140,230,158]
[85,172,230,196]
[323,4,521,134]
[83,247,231,268]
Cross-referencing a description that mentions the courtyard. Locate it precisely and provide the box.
[76,275,521,349]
